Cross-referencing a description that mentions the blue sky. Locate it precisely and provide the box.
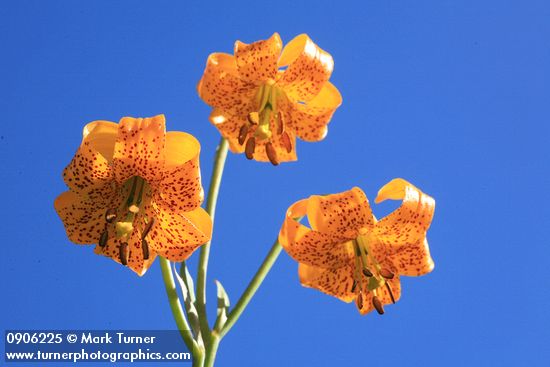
[1,0,549,366]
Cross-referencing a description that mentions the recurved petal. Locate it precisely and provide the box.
[234,33,282,83]
[63,121,117,194]
[145,202,212,262]
[156,132,203,213]
[197,52,257,112]
[307,187,375,238]
[374,179,435,276]
[282,82,342,142]
[94,230,156,276]
[278,34,334,102]
[279,198,354,268]
[298,262,356,303]
[112,115,166,184]
[54,188,118,244]
[209,110,246,154]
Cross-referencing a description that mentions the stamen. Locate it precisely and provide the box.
[385,282,396,304]
[281,131,292,153]
[351,280,358,293]
[99,228,108,248]
[141,218,155,239]
[245,137,256,160]
[142,239,150,260]
[105,209,117,223]
[277,112,285,134]
[119,242,128,266]
[238,124,249,145]
[247,112,259,125]
[379,268,395,279]
[355,292,363,310]
[372,296,385,315]
[265,142,279,166]
[362,268,373,277]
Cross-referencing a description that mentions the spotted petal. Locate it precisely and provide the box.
[282,82,342,142]
[298,263,355,303]
[155,132,204,213]
[197,53,257,113]
[63,121,117,194]
[112,115,166,184]
[278,34,334,102]
[234,33,282,84]
[307,187,375,238]
[374,178,435,276]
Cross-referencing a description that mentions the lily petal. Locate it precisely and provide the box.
[282,82,342,142]
[155,132,203,212]
[234,33,282,84]
[279,199,354,268]
[146,202,212,262]
[278,34,334,102]
[63,121,117,194]
[197,53,257,113]
[112,115,166,184]
[54,189,118,244]
[298,263,355,303]
[374,178,435,276]
[307,187,375,238]
[209,110,246,154]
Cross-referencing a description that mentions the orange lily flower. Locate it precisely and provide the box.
[54,115,212,275]
[197,33,342,165]
[279,179,435,315]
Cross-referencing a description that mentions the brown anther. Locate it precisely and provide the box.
[355,292,363,310]
[372,296,385,315]
[141,218,155,240]
[99,229,108,248]
[105,208,117,223]
[362,268,373,277]
[238,124,249,146]
[380,268,395,279]
[247,112,259,125]
[119,242,128,266]
[265,142,279,166]
[351,280,358,293]
[245,137,256,160]
[385,282,396,304]
[281,131,292,153]
[142,239,150,260]
[277,112,285,134]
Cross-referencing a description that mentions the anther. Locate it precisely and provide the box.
[385,282,396,304]
[355,292,363,310]
[245,137,256,160]
[351,280,358,293]
[99,228,108,248]
[142,239,150,260]
[105,208,117,223]
[141,218,155,240]
[362,268,373,277]
[277,112,285,134]
[238,124,249,146]
[372,296,385,315]
[247,112,259,125]
[379,268,395,279]
[281,131,292,153]
[119,242,128,266]
[265,142,279,166]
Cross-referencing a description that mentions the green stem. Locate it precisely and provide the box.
[220,240,283,338]
[197,138,229,341]
[203,335,220,367]
[159,257,198,354]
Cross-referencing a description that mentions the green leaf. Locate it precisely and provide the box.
[213,280,231,332]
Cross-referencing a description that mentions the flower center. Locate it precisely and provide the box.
[239,79,293,165]
[98,176,153,265]
[351,233,396,314]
